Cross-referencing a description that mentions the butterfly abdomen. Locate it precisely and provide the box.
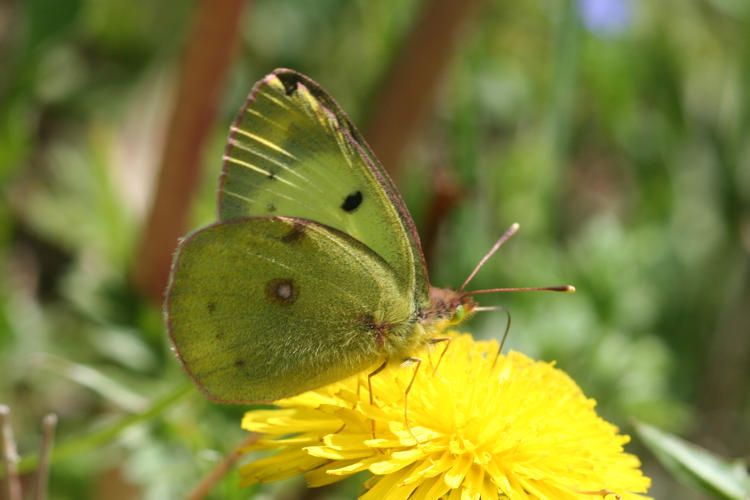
[352,297,428,363]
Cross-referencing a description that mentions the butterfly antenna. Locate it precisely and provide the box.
[466,285,575,295]
[459,223,520,293]
[464,285,576,295]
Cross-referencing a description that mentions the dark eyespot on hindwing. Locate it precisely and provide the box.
[341,190,363,212]
[235,359,245,367]
[266,203,276,213]
[267,170,276,180]
[281,222,306,243]
[277,73,299,96]
[265,278,298,306]
[207,301,217,314]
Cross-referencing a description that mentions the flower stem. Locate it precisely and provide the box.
[14,383,193,475]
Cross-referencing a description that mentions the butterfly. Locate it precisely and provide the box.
[166,68,571,405]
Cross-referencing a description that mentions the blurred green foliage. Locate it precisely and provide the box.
[1,0,749,498]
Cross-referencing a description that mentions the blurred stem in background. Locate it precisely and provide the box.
[1,405,22,500]
[16,383,191,475]
[364,0,484,181]
[364,0,485,265]
[132,0,247,303]
[547,0,579,237]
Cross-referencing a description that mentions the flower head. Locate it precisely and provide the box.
[239,334,651,499]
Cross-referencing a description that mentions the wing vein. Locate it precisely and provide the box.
[223,155,299,188]
[230,126,299,161]
[227,140,325,196]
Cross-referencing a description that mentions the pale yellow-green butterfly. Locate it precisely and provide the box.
[166,69,571,407]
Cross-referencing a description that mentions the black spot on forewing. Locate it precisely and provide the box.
[265,278,298,306]
[278,73,299,96]
[235,359,245,367]
[341,190,363,212]
[281,222,306,243]
[267,170,276,180]
[207,301,217,314]
[266,203,276,213]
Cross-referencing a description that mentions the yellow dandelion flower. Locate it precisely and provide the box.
[239,333,651,499]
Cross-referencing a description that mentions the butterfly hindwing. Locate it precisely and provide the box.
[166,217,415,403]
[219,69,429,308]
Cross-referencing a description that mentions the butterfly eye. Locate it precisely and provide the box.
[450,305,466,325]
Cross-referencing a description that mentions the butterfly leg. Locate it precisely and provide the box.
[403,357,422,444]
[428,336,451,375]
[491,306,512,371]
[578,489,621,499]
[367,360,388,440]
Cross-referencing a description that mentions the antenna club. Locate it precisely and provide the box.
[565,285,576,293]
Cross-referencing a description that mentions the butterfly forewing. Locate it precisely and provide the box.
[219,69,429,308]
[167,217,414,403]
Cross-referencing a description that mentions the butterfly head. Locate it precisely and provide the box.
[425,287,477,328]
